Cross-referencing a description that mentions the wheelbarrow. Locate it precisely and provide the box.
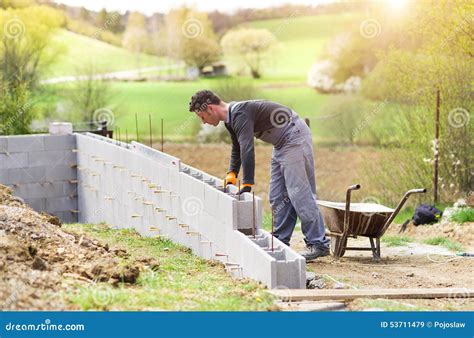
[317,185,426,261]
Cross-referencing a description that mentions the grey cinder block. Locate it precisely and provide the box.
[0,169,9,184]
[28,150,76,167]
[0,138,7,153]
[8,167,46,184]
[7,135,45,153]
[0,153,28,169]
[44,165,77,181]
[49,210,78,224]
[46,196,77,213]
[44,134,76,151]
[24,197,46,212]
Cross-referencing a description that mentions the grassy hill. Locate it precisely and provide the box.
[42,14,366,141]
[229,13,364,81]
[45,30,165,78]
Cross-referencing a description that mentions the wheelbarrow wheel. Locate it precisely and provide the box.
[330,236,347,258]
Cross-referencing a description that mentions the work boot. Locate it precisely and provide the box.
[299,244,329,262]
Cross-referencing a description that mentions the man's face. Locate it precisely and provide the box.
[196,105,219,126]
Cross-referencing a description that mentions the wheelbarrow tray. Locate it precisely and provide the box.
[315,185,426,260]
[317,201,394,238]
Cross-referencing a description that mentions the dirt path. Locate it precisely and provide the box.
[289,231,473,310]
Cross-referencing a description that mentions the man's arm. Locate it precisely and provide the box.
[225,124,241,175]
[233,116,255,185]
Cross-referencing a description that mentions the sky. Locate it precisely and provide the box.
[52,0,334,15]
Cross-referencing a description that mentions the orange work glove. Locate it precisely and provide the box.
[238,183,252,195]
[224,171,237,186]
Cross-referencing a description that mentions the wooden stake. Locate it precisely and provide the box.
[433,88,440,204]
[252,191,256,238]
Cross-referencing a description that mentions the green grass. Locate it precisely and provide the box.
[44,80,332,140]
[62,223,275,311]
[110,80,332,140]
[449,208,474,224]
[231,13,365,81]
[381,235,413,247]
[45,30,165,78]
[423,237,464,252]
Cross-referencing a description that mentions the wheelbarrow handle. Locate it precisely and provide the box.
[406,188,427,195]
[343,184,361,235]
[347,184,361,191]
[380,188,427,235]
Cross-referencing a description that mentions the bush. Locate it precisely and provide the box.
[0,82,34,135]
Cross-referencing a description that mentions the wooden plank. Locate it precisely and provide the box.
[276,301,346,312]
[269,288,474,301]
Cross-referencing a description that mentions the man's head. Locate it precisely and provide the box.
[189,90,226,126]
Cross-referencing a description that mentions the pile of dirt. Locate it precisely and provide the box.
[387,221,474,250]
[0,184,159,310]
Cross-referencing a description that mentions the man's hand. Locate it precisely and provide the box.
[237,184,252,195]
[225,171,237,186]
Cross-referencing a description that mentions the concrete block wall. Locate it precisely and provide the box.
[76,133,305,289]
[0,134,78,222]
[0,132,305,288]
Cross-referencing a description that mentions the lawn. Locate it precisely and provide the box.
[63,223,275,311]
[45,30,166,78]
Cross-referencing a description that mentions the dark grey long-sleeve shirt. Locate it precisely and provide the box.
[224,100,297,184]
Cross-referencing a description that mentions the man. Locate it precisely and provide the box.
[188,90,330,261]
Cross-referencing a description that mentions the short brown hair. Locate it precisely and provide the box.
[189,90,221,113]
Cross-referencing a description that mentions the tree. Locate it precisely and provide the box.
[158,7,219,69]
[79,6,90,22]
[96,8,107,28]
[0,6,64,134]
[181,36,220,71]
[122,11,149,68]
[108,11,125,34]
[221,28,276,78]
[359,1,473,202]
[68,63,114,124]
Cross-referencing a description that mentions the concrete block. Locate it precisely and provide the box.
[217,192,237,229]
[24,198,46,212]
[8,167,46,184]
[203,184,220,217]
[0,153,28,169]
[132,141,180,169]
[0,169,8,184]
[50,210,77,224]
[28,150,75,167]
[0,138,7,153]
[44,165,77,181]
[44,134,76,151]
[9,183,28,199]
[7,135,45,153]
[46,196,77,213]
